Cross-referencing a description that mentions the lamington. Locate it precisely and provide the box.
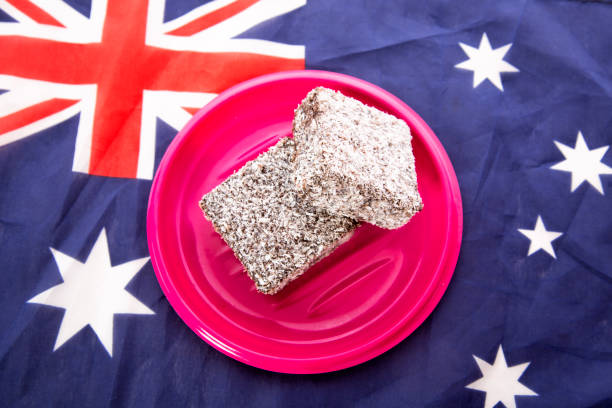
[292,87,423,229]
[199,138,358,295]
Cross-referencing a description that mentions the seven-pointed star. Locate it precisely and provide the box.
[551,131,612,194]
[28,228,154,356]
[455,32,519,91]
[466,345,538,408]
[518,215,563,259]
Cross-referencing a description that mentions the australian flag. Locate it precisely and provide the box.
[1,1,612,407]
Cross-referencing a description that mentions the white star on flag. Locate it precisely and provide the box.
[455,32,519,91]
[518,215,563,259]
[28,229,154,356]
[467,345,537,408]
[551,131,612,194]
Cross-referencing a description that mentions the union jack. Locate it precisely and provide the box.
[0,0,305,179]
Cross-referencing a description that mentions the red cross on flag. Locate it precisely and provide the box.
[0,0,305,179]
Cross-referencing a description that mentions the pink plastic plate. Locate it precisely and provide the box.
[147,70,462,374]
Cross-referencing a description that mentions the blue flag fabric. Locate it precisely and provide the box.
[2,1,612,407]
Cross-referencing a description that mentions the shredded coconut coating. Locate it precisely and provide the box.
[292,87,423,229]
[199,138,358,295]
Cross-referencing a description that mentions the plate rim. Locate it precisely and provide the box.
[147,69,463,374]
